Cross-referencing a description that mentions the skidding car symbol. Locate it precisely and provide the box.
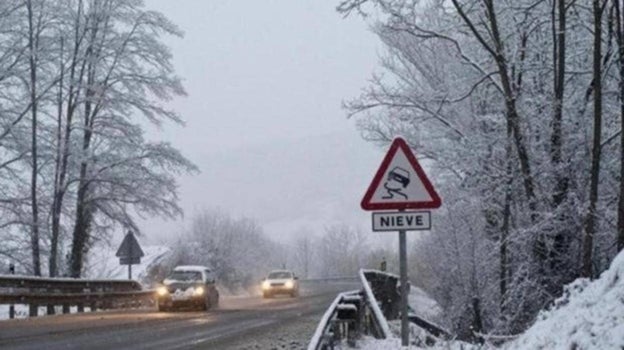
[383,166,410,200]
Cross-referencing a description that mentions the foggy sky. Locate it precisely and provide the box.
[140,0,384,244]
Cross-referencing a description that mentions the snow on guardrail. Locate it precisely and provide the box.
[358,269,391,338]
[307,290,361,350]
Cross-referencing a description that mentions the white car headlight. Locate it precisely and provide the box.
[262,281,270,290]
[157,286,168,296]
[285,280,294,289]
[194,286,205,296]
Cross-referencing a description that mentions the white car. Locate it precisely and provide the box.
[156,265,219,311]
[261,270,299,298]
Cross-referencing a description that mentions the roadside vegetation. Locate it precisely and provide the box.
[339,0,624,338]
[0,0,195,279]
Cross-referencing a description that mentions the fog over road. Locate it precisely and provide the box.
[0,284,354,350]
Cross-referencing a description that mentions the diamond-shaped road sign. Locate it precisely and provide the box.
[116,231,144,265]
[361,137,441,211]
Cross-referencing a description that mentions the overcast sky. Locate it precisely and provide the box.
[140,0,385,244]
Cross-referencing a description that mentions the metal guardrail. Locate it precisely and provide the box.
[299,277,359,284]
[0,275,143,291]
[307,290,362,350]
[308,269,453,349]
[358,270,392,338]
[408,314,451,339]
[0,274,154,318]
[307,271,392,350]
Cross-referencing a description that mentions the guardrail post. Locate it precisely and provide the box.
[29,304,38,317]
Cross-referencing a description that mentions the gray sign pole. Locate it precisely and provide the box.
[128,233,133,280]
[399,227,409,346]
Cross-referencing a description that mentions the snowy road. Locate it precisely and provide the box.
[0,284,354,350]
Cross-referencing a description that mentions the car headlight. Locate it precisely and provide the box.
[157,286,168,296]
[285,280,294,289]
[194,286,205,296]
[262,281,270,290]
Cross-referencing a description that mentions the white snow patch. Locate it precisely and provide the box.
[408,286,443,323]
[507,250,624,350]
[173,265,210,272]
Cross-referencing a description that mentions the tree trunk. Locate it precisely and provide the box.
[68,94,94,277]
[583,0,605,278]
[552,0,568,206]
[50,2,87,276]
[27,0,40,277]
[500,120,513,311]
[615,0,624,253]
[49,36,65,278]
[69,179,92,277]
[69,4,99,277]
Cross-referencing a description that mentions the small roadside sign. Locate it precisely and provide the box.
[372,211,431,232]
[361,137,441,210]
[116,231,144,279]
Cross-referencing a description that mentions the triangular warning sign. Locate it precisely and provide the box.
[361,137,441,211]
[115,231,145,259]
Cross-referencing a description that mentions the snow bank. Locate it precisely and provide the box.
[408,286,443,323]
[509,250,624,350]
[356,335,475,350]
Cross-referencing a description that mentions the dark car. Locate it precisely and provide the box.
[156,265,219,311]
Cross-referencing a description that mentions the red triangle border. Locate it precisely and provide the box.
[361,137,442,211]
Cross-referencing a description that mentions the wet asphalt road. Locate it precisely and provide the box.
[0,283,355,350]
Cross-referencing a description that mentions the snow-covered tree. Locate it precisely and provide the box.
[338,0,624,335]
[0,0,195,279]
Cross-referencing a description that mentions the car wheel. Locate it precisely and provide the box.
[204,297,212,311]
[157,302,169,312]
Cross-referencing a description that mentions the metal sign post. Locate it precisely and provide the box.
[398,228,408,345]
[361,137,442,346]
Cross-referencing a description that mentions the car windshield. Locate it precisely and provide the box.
[268,271,291,279]
[168,271,202,282]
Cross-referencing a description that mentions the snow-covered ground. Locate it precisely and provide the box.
[358,250,624,350]
[408,286,444,324]
[506,250,624,350]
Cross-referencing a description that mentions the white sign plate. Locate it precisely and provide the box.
[372,211,431,232]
